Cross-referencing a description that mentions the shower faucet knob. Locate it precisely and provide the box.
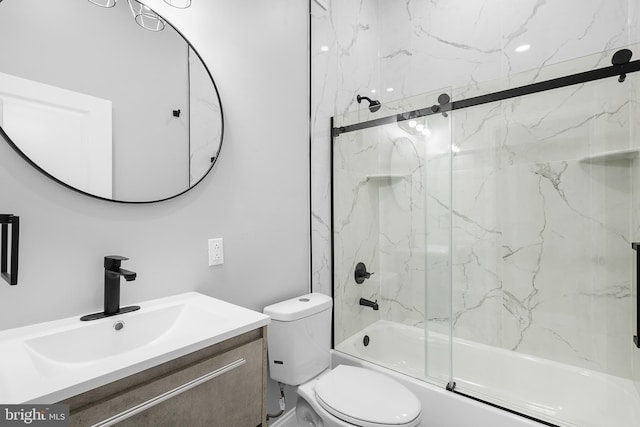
[354,262,374,284]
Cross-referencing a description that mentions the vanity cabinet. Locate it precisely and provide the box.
[59,327,267,427]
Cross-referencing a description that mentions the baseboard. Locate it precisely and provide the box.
[268,408,297,427]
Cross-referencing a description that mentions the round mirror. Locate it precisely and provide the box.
[0,0,223,203]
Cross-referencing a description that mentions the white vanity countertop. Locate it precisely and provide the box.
[0,292,270,404]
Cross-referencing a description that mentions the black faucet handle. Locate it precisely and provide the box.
[354,262,375,284]
[105,255,129,270]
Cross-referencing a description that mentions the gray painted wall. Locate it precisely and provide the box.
[0,0,309,412]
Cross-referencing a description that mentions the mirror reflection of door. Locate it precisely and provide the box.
[0,72,113,198]
[0,0,223,203]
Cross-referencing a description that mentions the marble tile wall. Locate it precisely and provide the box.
[315,0,640,378]
[632,72,640,395]
[332,119,382,342]
[311,0,380,297]
[332,92,452,344]
[450,57,638,377]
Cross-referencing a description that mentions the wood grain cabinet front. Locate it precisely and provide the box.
[60,328,267,427]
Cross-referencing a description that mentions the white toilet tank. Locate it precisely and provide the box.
[263,293,332,386]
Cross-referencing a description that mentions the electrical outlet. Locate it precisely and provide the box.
[208,238,224,266]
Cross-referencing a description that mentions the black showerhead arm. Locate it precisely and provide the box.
[356,94,382,113]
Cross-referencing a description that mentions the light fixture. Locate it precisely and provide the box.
[164,0,191,9]
[320,45,329,52]
[386,87,394,92]
[87,0,167,32]
[408,120,417,128]
[88,0,117,7]
[515,44,531,53]
[128,0,165,31]
[164,0,191,8]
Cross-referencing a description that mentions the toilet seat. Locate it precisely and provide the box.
[314,365,422,427]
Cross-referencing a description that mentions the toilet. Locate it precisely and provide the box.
[264,293,422,427]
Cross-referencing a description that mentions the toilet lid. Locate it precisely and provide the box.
[314,365,421,427]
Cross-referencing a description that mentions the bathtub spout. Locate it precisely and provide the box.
[359,297,379,311]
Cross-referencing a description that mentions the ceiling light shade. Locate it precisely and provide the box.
[164,0,191,8]
[88,0,118,7]
[128,0,165,31]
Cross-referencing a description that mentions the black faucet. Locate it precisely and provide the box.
[359,298,379,311]
[80,256,140,321]
[104,256,137,315]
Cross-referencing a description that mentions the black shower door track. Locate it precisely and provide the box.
[331,52,640,137]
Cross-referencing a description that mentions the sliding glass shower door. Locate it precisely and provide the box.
[332,89,454,388]
[331,45,640,427]
[448,49,640,427]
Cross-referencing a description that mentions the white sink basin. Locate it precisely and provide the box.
[0,292,270,403]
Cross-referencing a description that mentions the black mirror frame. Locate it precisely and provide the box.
[0,0,224,204]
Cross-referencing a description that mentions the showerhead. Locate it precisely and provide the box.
[357,95,382,113]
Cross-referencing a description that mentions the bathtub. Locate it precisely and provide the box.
[334,320,640,427]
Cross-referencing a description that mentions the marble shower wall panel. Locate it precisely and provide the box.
[312,0,640,298]
[423,115,453,334]
[333,127,382,344]
[450,102,504,349]
[316,1,640,375]
[311,0,381,296]
[377,0,503,101]
[631,74,640,395]
[333,122,430,342]
[451,69,637,377]
[376,0,639,101]
[377,130,426,328]
[333,91,453,344]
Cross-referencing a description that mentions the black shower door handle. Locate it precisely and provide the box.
[632,243,640,348]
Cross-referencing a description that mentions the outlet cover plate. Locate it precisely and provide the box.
[208,238,224,266]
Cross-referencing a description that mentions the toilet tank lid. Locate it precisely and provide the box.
[263,293,332,321]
